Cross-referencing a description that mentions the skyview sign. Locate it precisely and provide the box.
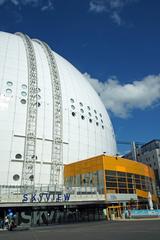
[22,192,71,203]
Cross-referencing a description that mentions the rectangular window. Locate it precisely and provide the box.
[135,179,140,184]
[106,170,116,176]
[127,178,133,183]
[118,182,127,188]
[106,176,117,182]
[117,171,126,177]
[135,174,140,180]
[128,183,133,188]
[128,189,134,193]
[106,182,117,188]
[142,184,146,190]
[127,173,132,178]
[119,188,128,193]
[117,177,126,182]
[106,188,117,193]
[136,183,141,189]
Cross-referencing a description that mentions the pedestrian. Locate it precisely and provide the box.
[1,218,4,229]
[128,209,131,219]
[4,216,9,229]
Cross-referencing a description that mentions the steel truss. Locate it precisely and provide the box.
[16,32,38,189]
[33,39,63,187]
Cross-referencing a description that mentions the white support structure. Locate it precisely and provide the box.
[33,39,63,187]
[16,33,38,189]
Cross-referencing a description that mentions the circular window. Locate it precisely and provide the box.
[71,105,75,110]
[101,119,103,123]
[37,102,41,107]
[38,95,41,100]
[13,174,20,181]
[94,110,97,114]
[38,88,41,92]
[15,154,22,159]
[96,122,99,126]
[89,119,92,123]
[21,99,26,104]
[6,88,12,94]
[79,102,83,107]
[21,84,27,89]
[88,112,91,116]
[21,91,27,97]
[100,113,102,117]
[81,115,85,120]
[87,106,90,110]
[95,116,98,120]
[70,98,74,103]
[72,112,76,117]
[80,109,84,113]
[7,81,13,87]
[29,175,34,181]
[102,125,104,129]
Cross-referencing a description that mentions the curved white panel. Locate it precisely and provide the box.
[0,31,117,185]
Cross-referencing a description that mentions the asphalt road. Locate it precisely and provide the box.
[0,220,160,240]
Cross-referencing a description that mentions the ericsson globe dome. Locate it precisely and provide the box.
[0,31,117,186]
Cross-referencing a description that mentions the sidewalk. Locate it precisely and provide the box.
[115,217,160,221]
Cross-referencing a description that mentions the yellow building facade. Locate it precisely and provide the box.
[64,155,158,205]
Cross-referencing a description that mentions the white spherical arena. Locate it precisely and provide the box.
[0,31,117,186]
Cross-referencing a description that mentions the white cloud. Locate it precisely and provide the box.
[0,0,54,11]
[84,73,160,118]
[41,0,54,11]
[11,0,19,5]
[111,11,122,25]
[89,0,139,25]
[89,1,107,13]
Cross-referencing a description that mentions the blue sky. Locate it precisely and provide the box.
[0,0,160,154]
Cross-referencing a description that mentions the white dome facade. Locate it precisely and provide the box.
[0,31,116,186]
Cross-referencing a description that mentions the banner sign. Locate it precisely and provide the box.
[127,209,160,217]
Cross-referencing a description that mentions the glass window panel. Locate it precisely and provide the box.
[21,99,26,104]
[106,170,116,176]
[128,189,134,193]
[135,174,140,180]
[71,105,75,110]
[6,88,12,94]
[21,84,27,89]
[118,177,126,182]
[142,184,146,190]
[127,173,132,178]
[136,184,141,189]
[106,188,117,193]
[13,174,20,181]
[119,189,128,193]
[117,172,126,177]
[21,91,27,97]
[128,183,133,188]
[106,176,117,182]
[106,182,117,187]
[118,182,127,188]
[135,179,140,184]
[7,81,13,86]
